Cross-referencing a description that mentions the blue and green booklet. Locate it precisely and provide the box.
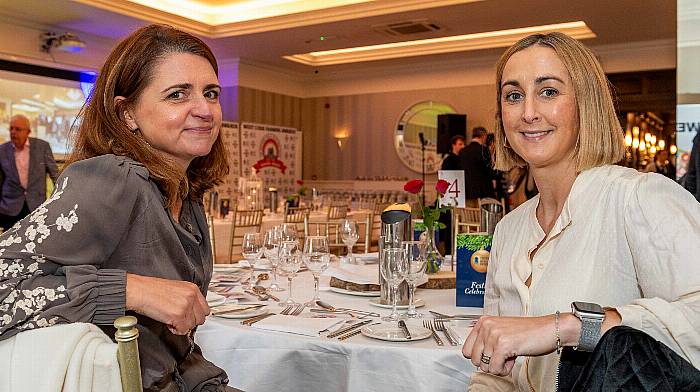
[456,233,492,307]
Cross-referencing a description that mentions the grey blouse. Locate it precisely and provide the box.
[0,154,228,391]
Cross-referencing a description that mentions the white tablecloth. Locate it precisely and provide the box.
[212,209,371,262]
[196,263,480,392]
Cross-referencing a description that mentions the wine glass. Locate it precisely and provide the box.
[380,248,408,321]
[402,241,427,318]
[278,224,298,243]
[277,240,302,306]
[340,219,359,264]
[263,227,283,292]
[302,236,330,307]
[241,232,263,289]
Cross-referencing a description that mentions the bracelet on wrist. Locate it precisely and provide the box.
[554,311,562,355]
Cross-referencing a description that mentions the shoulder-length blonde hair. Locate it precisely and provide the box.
[493,32,625,172]
[66,24,228,206]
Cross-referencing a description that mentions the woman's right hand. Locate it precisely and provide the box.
[126,273,210,335]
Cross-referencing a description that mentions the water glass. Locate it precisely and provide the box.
[380,248,408,321]
[403,241,427,318]
[302,236,330,307]
[278,224,298,243]
[340,219,359,264]
[263,227,283,292]
[277,240,302,306]
[241,232,263,289]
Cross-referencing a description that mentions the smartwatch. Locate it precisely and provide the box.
[571,301,605,352]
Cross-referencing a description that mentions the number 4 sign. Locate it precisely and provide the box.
[438,170,465,208]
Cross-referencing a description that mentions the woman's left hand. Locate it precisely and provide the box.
[462,315,557,376]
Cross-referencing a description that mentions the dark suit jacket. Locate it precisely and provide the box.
[686,133,700,201]
[441,152,462,171]
[0,138,59,215]
[459,141,495,199]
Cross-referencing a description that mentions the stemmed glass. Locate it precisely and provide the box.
[241,232,263,289]
[302,236,330,307]
[340,220,359,264]
[263,227,283,292]
[277,240,302,306]
[380,248,408,321]
[278,224,298,243]
[403,241,427,318]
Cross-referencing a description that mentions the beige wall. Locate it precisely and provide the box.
[301,85,495,181]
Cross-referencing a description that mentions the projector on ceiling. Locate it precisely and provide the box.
[40,32,86,53]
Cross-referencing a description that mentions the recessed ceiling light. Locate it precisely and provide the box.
[284,21,596,66]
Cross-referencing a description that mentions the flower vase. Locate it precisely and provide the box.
[422,227,443,274]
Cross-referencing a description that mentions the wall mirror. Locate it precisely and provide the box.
[394,100,456,173]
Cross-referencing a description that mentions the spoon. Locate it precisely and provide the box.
[252,274,280,301]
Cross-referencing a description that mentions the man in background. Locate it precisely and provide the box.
[440,135,465,171]
[685,133,699,201]
[0,114,59,231]
[644,149,676,180]
[459,126,496,205]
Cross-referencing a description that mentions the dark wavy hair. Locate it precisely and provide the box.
[66,24,228,206]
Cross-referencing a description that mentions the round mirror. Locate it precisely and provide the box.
[394,101,456,173]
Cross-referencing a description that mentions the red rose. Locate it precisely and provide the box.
[435,179,450,196]
[404,179,424,194]
[296,179,304,186]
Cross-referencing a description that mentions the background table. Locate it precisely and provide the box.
[212,209,371,262]
[196,263,479,392]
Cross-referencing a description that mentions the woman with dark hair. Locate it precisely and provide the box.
[463,32,700,391]
[0,24,239,391]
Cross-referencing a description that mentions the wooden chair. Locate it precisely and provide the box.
[228,209,264,263]
[284,205,310,242]
[114,316,142,392]
[327,203,348,220]
[369,202,390,252]
[452,207,482,257]
[306,220,345,254]
[207,214,217,263]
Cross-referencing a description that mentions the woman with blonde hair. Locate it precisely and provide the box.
[463,32,700,391]
[0,24,241,391]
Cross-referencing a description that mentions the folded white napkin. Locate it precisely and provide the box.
[206,291,225,304]
[323,263,379,285]
[251,315,340,337]
[354,252,379,264]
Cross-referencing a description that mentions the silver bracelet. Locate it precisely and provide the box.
[555,311,562,355]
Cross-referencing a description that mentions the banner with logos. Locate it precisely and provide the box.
[676,104,700,179]
[240,122,302,207]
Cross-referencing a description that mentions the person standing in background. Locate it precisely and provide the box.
[644,149,676,180]
[0,114,59,231]
[441,135,466,171]
[459,126,496,205]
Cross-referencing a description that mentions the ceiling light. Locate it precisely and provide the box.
[40,32,86,53]
[284,21,595,66]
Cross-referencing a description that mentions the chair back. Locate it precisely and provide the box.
[327,204,348,220]
[114,316,142,392]
[228,209,264,263]
[207,214,216,262]
[284,206,310,224]
[452,207,482,257]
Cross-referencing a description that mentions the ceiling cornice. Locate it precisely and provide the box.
[73,0,481,38]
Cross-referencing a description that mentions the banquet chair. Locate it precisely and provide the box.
[228,209,264,263]
[452,207,482,258]
[284,205,310,242]
[114,316,143,392]
[327,203,348,220]
[207,214,217,264]
[351,213,373,254]
[369,202,390,252]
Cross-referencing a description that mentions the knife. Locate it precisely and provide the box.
[327,319,372,338]
[398,320,411,340]
[211,304,264,315]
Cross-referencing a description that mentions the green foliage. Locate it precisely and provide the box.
[456,234,492,251]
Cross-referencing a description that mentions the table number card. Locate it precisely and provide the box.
[437,170,465,208]
[456,233,492,307]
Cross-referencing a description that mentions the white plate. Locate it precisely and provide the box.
[213,264,241,273]
[361,322,431,342]
[329,286,381,297]
[206,291,226,307]
[213,307,268,319]
[368,298,425,309]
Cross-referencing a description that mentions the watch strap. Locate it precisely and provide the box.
[577,316,603,352]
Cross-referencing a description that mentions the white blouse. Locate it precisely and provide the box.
[471,165,700,391]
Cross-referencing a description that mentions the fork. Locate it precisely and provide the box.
[290,303,305,316]
[423,320,443,346]
[280,304,295,315]
[434,319,459,346]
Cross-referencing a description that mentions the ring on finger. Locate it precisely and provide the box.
[480,353,492,365]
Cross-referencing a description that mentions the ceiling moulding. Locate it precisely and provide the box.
[74,0,480,38]
[284,21,596,66]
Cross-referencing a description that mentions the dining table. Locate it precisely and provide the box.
[211,209,373,262]
[196,259,480,392]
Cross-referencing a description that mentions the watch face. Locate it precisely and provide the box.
[573,301,604,315]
